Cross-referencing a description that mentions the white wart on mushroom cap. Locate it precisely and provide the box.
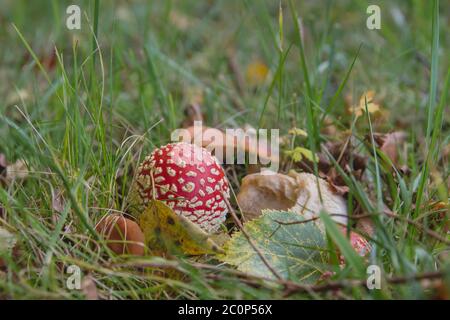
[134,142,230,233]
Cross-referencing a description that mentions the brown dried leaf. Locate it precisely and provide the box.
[237,172,298,221]
[81,275,98,300]
[181,103,204,128]
[374,131,407,166]
[289,171,348,225]
[6,159,29,181]
[326,175,350,196]
[95,214,145,256]
[52,189,65,214]
[295,140,367,191]
[427,201,449,233]
[320,116,339,137]
[237,171,348,224]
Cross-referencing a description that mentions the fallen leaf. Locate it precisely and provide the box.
[289,171,348,225]
[288,128,308,137]
[6,159,29,181]
[95,214,145,256]
[81,275,99,300]
[41,48,57,71]
[426,201,449,233]
[320,116,339,137]
[373,131,407,166]
[52,188,65,214]
[245,59,269,87]
[237,171,348,225]
[21,48,57,73]
[180,103,204,128]
[6,88,30,106]
[325,175,350,196]
[349,90,381,117]
[285,147,318,163]
[399,165,411,176]
[139,200,223,256]
[237,172,298,221]
[219,210,327,281]
[296,139,367,189]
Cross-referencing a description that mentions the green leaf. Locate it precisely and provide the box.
[219,210,327,281]
[319,211,366,276]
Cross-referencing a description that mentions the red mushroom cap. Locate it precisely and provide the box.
[133,142,230,233]
[348,231,371,256]
[338,228,371,265]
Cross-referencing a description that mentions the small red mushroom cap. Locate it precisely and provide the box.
[348,231,371,256]
[132,142,230,233]
[338,228,371,265]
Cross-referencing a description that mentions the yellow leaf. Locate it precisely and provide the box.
[139,200,223,256]
[358,90,375,105]
[297,147,318,162]
[245,60,269,87]
[365,102,380,114]
[285,147,318,163]
[351,91,381,117]
[288,128,308,137]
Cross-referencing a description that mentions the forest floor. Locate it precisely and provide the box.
[0,0,449,299]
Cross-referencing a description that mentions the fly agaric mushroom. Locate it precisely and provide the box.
[130,142,230,233]
[339,228,371,265]
[349,231,371,256]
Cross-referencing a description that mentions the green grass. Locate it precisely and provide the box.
[0,0,449,299]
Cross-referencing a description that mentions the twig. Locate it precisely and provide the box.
[116,258,447,297]
[281,271,446,296]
